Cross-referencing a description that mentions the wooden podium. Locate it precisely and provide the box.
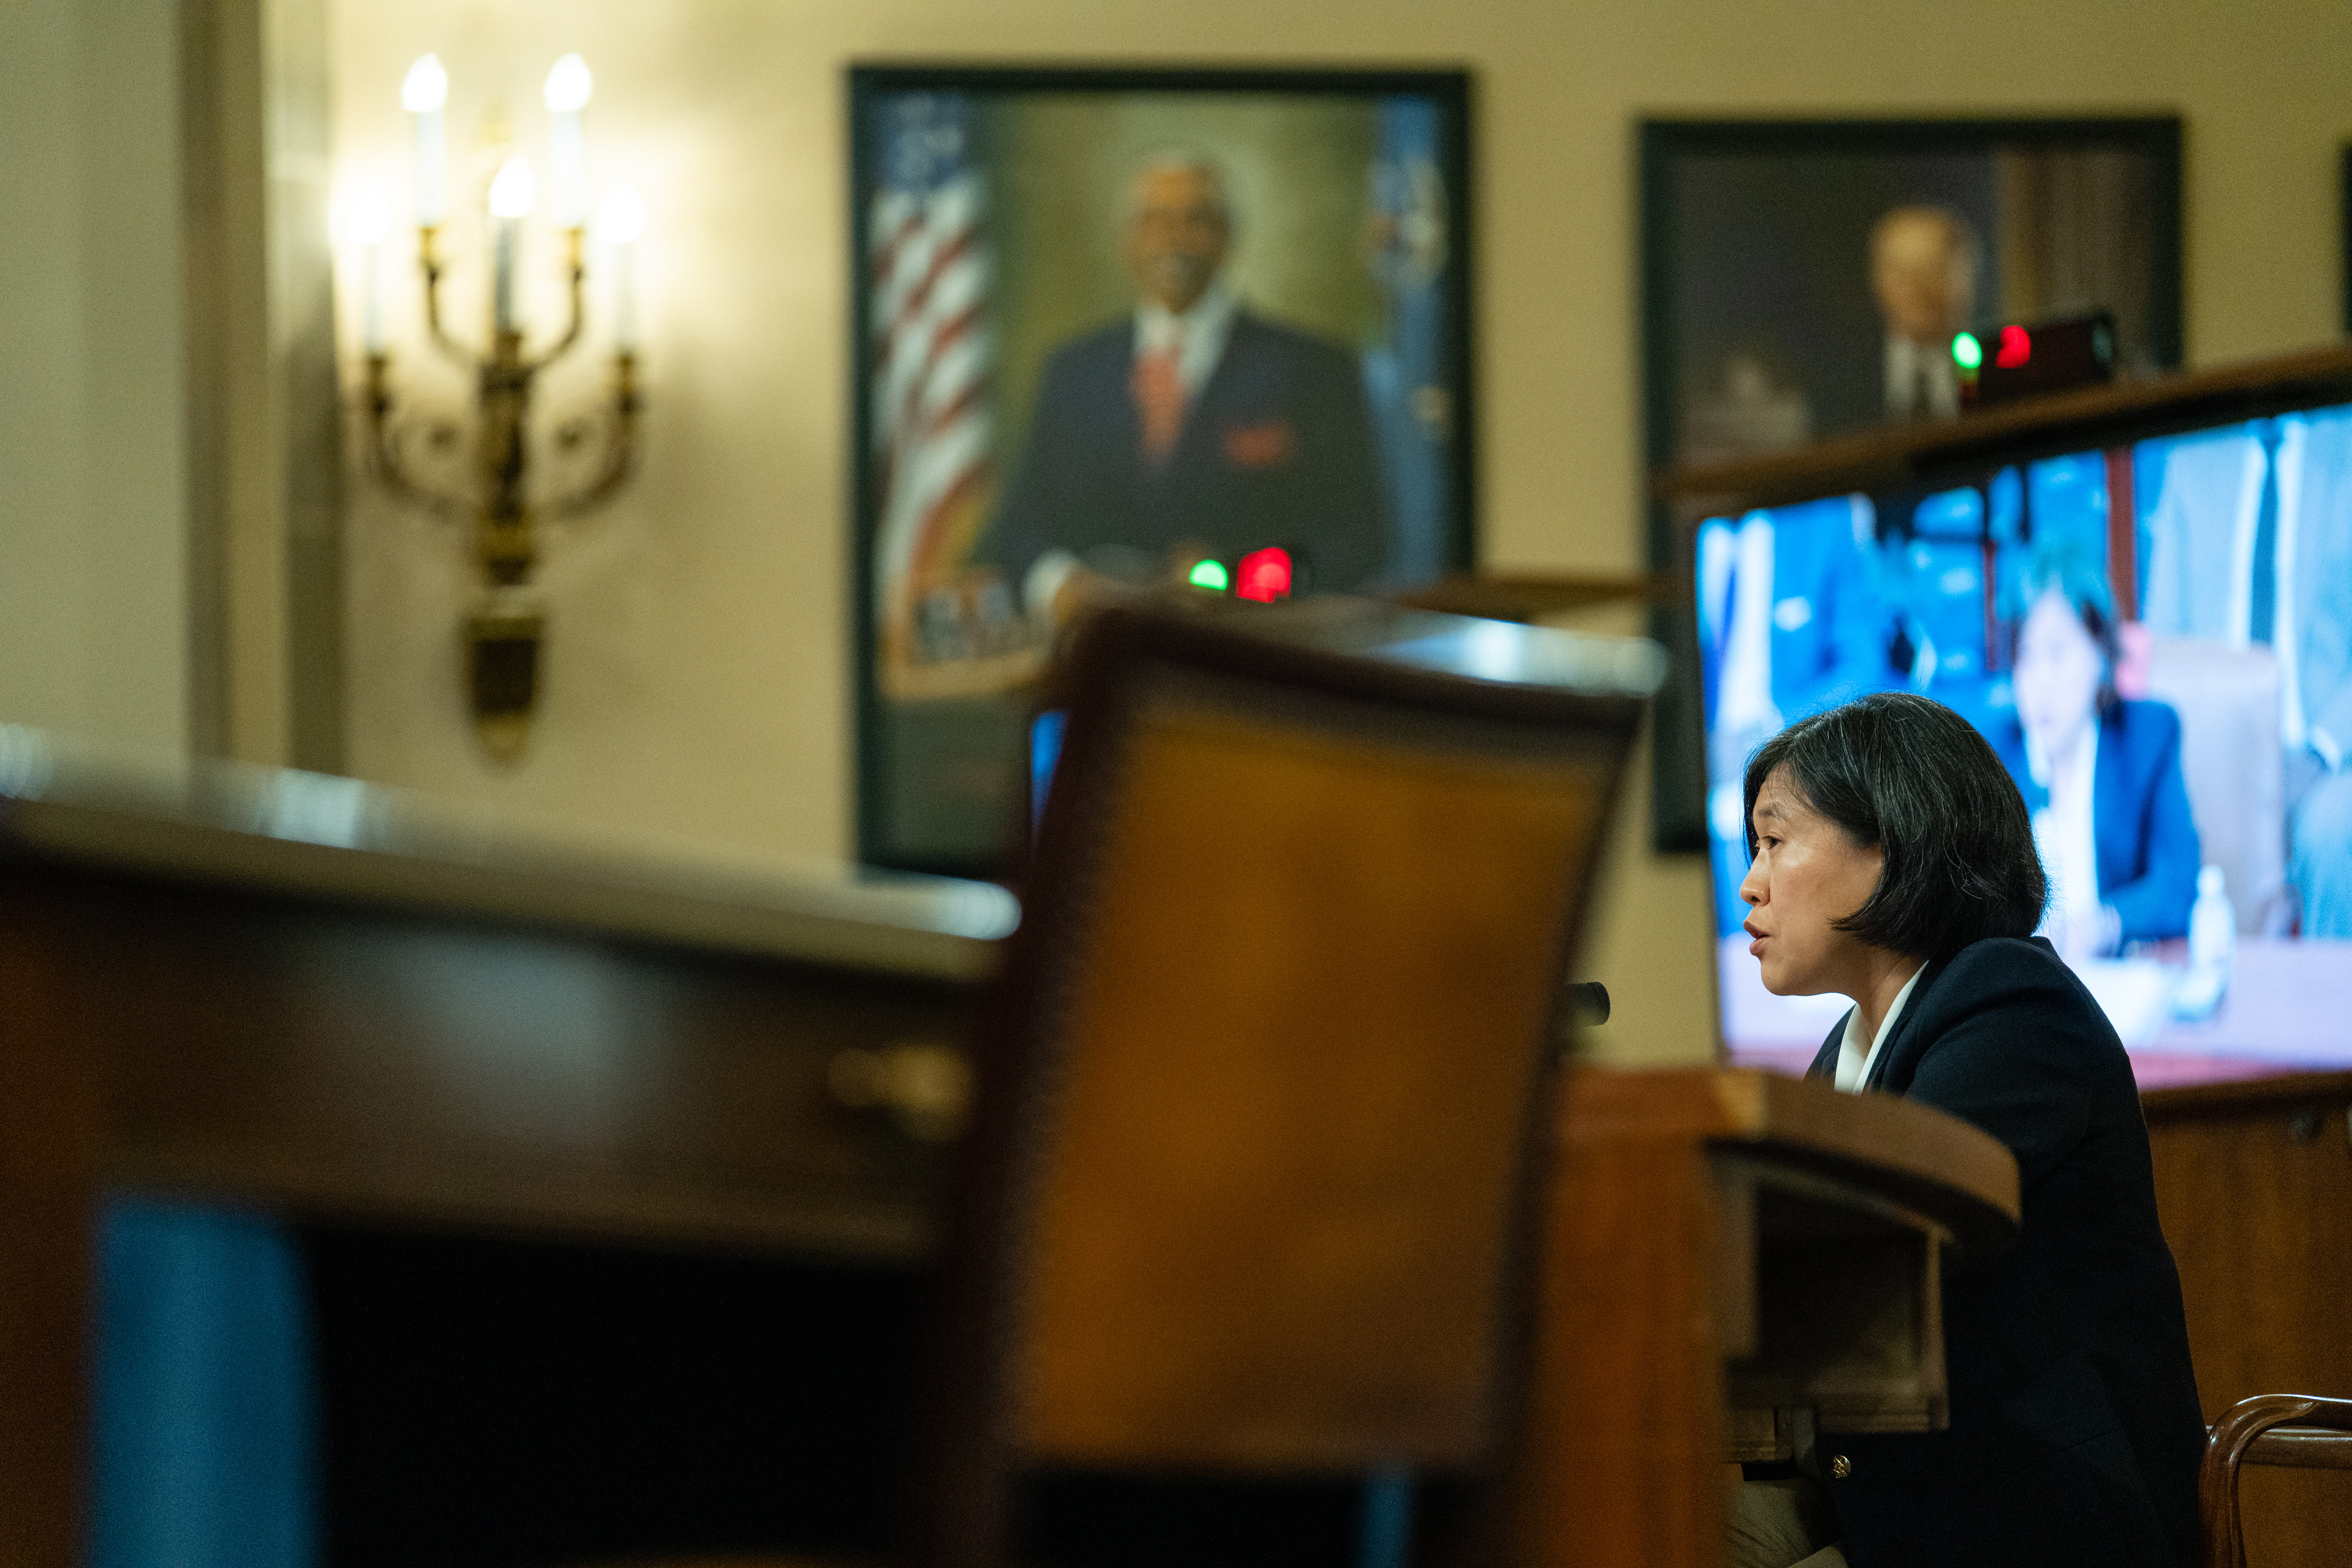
[1513,1066,2019,1568]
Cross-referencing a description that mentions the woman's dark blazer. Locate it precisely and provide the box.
[1800,935,2206,1568]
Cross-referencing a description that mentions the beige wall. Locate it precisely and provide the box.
[0,0,191,754]
[322,0,2352,1065]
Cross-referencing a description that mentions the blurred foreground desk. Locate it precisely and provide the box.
[0,734,1012,1564]
[1519,1067,2018,1568]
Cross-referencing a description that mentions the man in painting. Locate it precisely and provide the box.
[988,151,1388,625]
[1872,205,1979,422]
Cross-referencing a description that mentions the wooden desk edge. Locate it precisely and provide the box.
[1562,1066,2020,1245]
[3,795,1004,984]
[2140,1068,2352,1118]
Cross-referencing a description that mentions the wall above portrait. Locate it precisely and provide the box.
[850,65,1474,877]
[1639,116,2184,851]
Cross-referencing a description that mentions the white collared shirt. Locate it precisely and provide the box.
[2029,719,2102,948]
[1134,279,1238,400]
[1884,335,1960,420]
[1834,962,1927,1092]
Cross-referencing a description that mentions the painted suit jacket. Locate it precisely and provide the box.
[989,310,1387,596]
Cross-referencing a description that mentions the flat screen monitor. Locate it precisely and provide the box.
[1696,403,2352,1082]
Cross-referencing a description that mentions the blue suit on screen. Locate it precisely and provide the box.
[1989,699,2202,944]
[2279,410,2352,937]
[1700,497,1895,933]
[1766,497,1889,721]
[2136,410,2352,936]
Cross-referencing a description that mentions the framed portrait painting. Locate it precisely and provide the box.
[1640,117,2184,849]
[851,65,1474,877]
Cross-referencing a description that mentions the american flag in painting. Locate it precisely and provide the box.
[868,94,1001,664]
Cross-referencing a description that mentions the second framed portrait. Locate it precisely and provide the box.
[852,65,1474,875]
[1641,116,2184,850]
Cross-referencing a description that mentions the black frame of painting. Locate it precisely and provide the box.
[2341,143,2352,335]
[1638,116,2184,851]
[849,63,1477,878]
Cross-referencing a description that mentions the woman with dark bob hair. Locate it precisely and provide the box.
[1731,691,2204,1568]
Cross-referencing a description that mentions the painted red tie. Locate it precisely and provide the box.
[1132,335,1184,463]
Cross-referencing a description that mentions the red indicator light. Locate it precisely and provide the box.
[1235,546,1293,603]
[1994,325,2032,369]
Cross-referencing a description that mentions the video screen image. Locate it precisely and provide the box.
[1700,404,2352,1072]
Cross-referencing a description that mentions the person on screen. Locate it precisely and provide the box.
[988,152,1387,627]
[2281,409,2352,935]
[1987,550,2200,959]
[1870,206,1977,423]
[2140,410,2352,937]
[1729,693,2203,1568]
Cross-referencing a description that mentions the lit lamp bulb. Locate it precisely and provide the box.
[596,186,646,245]
[331,183,393,351]
[401,54,449,225]
[487,157,537,333]
[487,156,539,219]
[330,182,392,249]
[400,52,449,111]
[596,186,647,351]
[542,54,593,229]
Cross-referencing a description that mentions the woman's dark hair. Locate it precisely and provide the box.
[1743,691,2047,961]
[2010,541,2122,711]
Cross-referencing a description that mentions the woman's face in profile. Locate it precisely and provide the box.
[1738,765,1886,999]
[2013,587,2105,750]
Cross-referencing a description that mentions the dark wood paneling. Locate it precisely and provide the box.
[2147,1073,2352,1568]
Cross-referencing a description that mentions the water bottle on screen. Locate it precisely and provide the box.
[2190,866,2236,970]
[2173,864,2235,1021]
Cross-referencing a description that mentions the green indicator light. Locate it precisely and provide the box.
[1188,559,1230,591]
[1952,332,1983,371]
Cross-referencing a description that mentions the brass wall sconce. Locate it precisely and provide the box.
[348,52,644,763]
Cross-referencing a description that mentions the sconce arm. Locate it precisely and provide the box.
[417,226,479,371]
[524,228,589,374]
[546,352,642,520]
[363,353,468,519]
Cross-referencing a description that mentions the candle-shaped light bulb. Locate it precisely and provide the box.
[400,53,448,111]
[542,54,593,229]
[596,186,646,245]
[597,186,647,350]
[488,156,536,333]
[330,182,392,248]
[402,55,449,226]
[331,183,393,352]
[487,155,538,218]
[543,53,592,112]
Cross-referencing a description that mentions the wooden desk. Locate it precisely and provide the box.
[0,737,1008,1563]
[1513,1067,2019,1568]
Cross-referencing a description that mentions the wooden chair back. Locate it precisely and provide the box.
[2201,1392,2352,1568]
[916,600,1654,1568]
